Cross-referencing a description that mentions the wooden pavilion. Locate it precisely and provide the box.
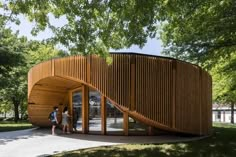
[28,53,212,135]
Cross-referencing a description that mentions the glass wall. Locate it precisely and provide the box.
[72,91,82,131]
[106,100,123,135]
[128,117,147,135]
[88,90,101,134]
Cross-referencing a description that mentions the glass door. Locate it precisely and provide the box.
[72,90,82,132]
[88,89,101,134]
[106,99,124,135]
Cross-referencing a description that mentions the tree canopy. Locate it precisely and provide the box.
[1,0,235,65]
[160,0,236,66]
[211,52,236,123]
[0,16,25,88]
[211,54,236,104]
[4,0,161,60]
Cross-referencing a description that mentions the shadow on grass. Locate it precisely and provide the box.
[51,124,236,157]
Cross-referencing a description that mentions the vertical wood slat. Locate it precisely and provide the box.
[123,112,129,136]
[172,60,176,128]
[69,91,73,131]
[82,85,89,134]
[147,126,154,136]
[130,56,136,111]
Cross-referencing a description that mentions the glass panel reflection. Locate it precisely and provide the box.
[128,117,147,135]
[72,91,82,131]
[106,100,123,135]
[89,90,101,133]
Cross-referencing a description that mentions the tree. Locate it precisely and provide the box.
[0,14,27,122]
[0,100,12,119]
[0,16,24,88]
[211,53,236,123]
[26,41,68,66]
[4,0,161,62]
[5,0,236,65]
[159,0,236,66]
[0,66,28,122]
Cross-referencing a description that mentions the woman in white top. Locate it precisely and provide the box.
[62,107,70,134]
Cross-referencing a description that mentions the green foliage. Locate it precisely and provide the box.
[2,0,235,65]
[0,17,25,88]
[159,0,236,65]
[211,53,236,104]
[0,121,33,132]
[0,101,12,115]
[5,0,161,60]
[26,41,67,66]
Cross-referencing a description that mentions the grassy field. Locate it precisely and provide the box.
[52,123,236,157]
[0,120,33,132]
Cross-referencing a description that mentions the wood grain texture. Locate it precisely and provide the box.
[28,53,212,135]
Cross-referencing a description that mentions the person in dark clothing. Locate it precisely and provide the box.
[49,106,59,135]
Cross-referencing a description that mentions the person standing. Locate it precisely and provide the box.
[62,107,71,134]
[49,106,59,135]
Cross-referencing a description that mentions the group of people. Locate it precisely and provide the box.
[49,106,75,135]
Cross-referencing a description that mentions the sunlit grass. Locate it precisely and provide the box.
[0,120,33,132]
[52,123,236,157]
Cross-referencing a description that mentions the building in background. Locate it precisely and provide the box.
[212,104,236,123]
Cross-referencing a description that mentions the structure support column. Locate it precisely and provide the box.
[101,95,106,135]
[68,91,73,131]
[82,84,89,134]
[123,112,129,136]
[147,126,154,136]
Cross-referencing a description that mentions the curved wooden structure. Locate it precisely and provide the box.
[28,53,212,135]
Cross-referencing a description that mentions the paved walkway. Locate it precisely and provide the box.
[0,128,203,157]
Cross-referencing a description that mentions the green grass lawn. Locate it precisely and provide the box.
[0,120,34,132]
[52,123,236,157]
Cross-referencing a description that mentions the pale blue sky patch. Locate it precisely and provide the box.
[3,10,163,56]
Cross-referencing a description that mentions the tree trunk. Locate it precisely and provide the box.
[13,103,19,123]
[20,101,24,120]
[231,102,234,124]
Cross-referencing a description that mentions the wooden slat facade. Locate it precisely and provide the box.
[28,53,212,135]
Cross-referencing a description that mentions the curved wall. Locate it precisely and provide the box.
[28,53,212,135]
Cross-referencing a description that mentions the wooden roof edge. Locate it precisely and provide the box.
[28,52,210,76]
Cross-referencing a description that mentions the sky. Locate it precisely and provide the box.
[8,14,163,56]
